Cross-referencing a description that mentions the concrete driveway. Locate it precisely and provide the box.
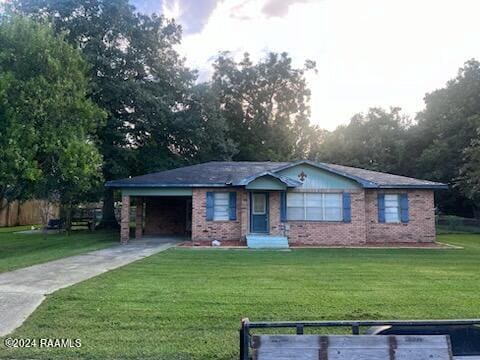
[0,236,181,336]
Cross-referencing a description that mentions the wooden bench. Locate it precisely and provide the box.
[252,334,452,360]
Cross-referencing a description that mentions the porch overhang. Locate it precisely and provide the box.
[237,172,302,191]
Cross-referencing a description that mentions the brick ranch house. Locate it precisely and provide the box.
[106,160,447,247]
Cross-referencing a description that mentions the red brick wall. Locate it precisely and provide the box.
[187,188,436,245]
[239,190,249,239]
[365,189,436,243]
[283,190,367,246]
[269,192,282,235]
[191,188,246,242]
[120,195,130,243]
[144,197,188,235]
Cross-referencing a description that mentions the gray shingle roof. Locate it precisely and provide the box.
[106,160,447,189]
[319,162,447,188]
[107,162,290,187]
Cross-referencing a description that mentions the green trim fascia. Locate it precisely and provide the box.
[121,187,193,196]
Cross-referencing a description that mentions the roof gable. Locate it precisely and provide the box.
[245,176,287,190]
[275,162,361,190]
[236,171,302,188]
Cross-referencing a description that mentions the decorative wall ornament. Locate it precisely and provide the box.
[298,171,307,182]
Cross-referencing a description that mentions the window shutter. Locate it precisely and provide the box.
[400,193,409,223]
[206,192,214,221]
[378,193,385,223]
[342,192,351,223]
[229,192,237,220]
[280,191,287,222]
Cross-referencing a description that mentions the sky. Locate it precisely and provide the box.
[8,0,479,130]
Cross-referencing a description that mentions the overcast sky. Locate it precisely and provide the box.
[7,0,477,130]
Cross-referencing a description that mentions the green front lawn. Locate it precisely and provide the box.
[0,228,117,273]
[2,234,480,359]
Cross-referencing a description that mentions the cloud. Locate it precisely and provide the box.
[178,0,323,99]
[177,0,480,130]
[262,0,315,17]
[175,0,220,34]
[228,0,254,20]
[161,0,181,19]
[131,0,162,14]
[131,0,221,34]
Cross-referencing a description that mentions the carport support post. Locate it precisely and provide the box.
[135,197,144,240]
[120,195,130,244]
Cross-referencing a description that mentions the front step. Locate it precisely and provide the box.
[246,234,289,249]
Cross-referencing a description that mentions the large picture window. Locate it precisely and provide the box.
[384,194,400,223]
[286,192,342,221]
[213,192,229,221]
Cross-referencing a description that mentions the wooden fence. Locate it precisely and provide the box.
[0,199,59,227]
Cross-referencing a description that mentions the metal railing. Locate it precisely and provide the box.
[239,318,480,360]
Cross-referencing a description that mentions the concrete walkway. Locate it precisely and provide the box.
[0,236,181,336]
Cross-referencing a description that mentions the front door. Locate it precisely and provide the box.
[250,192,269,233]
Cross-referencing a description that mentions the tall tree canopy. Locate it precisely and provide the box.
[0,16,104,207]
[312,107,410,174]
[180,83,238,162]
[408,59,480,215]
[12,0,199,226]
[457,127,480,217]
[411,59,480,183]
[211,52,318,161]
[313,60,480,217]
[6,1,480,220]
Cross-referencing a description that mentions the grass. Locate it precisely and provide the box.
[437,225,480,234]
[0,228,117,273]
[0,225,40,233]
[1,234,480,359]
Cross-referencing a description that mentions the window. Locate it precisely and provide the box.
[252,193,266,214]
[287,193,305,220]
[384,194,400,223]
[206,191,236,221]
[287,192,342,221]
[213,192,229,221]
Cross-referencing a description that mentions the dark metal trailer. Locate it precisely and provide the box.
[240,318,480,360]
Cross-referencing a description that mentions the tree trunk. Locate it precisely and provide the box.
[5,201,10,227]
[97,188,119,229]
[65,204,72,235]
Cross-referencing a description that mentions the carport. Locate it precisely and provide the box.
[116,188,193,244]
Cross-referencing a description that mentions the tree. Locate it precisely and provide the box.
[0,16,104,215]
[316,61,480,217]
[180,83,238,162]
[0,73,39,205]
[313,107,410,174]
[413,60,480,180]
[409,59,480,215]
[457,126,480,218]
[12,0,197,227]
[211,52,317,161]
